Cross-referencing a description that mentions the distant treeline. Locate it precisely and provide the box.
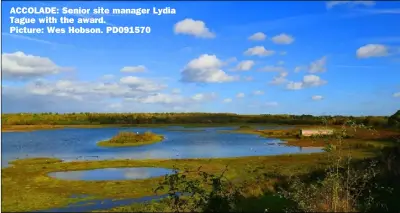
[1,112,392,128]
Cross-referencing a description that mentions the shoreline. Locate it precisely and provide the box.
[2,148,375,212]
[1,123,301,133]
[2,124,397,212]
[97,135,164,147]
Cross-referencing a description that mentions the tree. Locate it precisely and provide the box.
[388,110,400,128]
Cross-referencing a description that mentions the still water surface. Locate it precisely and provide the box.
[2,126,321,167]
[33,194,170,212]
[48,167,175,181]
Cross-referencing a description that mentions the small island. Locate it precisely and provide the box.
[97,131,164,147]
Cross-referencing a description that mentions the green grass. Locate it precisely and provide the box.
[2,123,291,132]
[166,129,205,132]
[2,148,376,212]
[97,131,164,147]
[2,125,397,212]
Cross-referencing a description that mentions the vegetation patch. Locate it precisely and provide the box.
[2,117,400,212]
[97,131,164,147]
[167,129,205,132]
[1,112,391,130]
[1,136,386,212]
[0,153,326,212]
[99,122,400,212]
[238,125,254,129]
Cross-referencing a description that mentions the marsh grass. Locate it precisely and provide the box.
[277,120,390,212]
[144,120,397,213]
[97,131,164,147]
[2,122,398,212]
[238,125,253,129]
[154,166,246,212]
[2,152,335,212]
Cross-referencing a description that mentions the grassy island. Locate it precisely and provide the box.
[97,131,164,147]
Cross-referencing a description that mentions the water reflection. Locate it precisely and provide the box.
[3,126,323,167]
[33,194,171,212]
[48,167,175,181]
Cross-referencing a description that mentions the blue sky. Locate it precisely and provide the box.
[2,1,400,115]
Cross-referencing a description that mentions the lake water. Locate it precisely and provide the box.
[2,126,322,167]
[48,167,176,181]
[33,194,171,212]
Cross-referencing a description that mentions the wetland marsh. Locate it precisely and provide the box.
[2,125,321,167]
[2,121,399,212]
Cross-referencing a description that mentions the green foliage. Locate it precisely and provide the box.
[388,110,400,128]
[154,166,246,212]
[97,131,163,147]
[1,112,389,128]
[108,131,160,144]
[238,125,253,129]
[259,129,300,138]
[150,120,397,213]
[277,120,390,212]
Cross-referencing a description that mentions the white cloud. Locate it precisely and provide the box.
[259,66,286,72]
[280,51,287,55]
[225,57,237,64]
[3,76,222,113]
[181,54,238,83]
[135,93,185,104]
[270,71,289,85]
[2,51,72,80]
[286,74,327,90]
[277,61,285,65]
[236,93,245,98]
[294,56,327,73]
[357,9,400,15]
[174,18,215,38]
[21,79,131,101]
[294,66,306,73]
[252,90,264,95]
[3,86,106,113]
[286,82,304,90]
[265,101,279,107]
[303,75,327,86]
[191,92,217,102]
[3,33,63,46]
[234,60,255,71]
[312,95,324,101]
[356,44,389,58]
[326,1,375,9]
[120,76,167,92]
[393,92,400,98]
[309,56,327,73]
[223,98,232,103]
[244,46,275,57]
[120,65,147,73]
[171,88,181,94]
[100,74,115,80]
[248,32,266,41]
[271,33,294,45]
[128,92,217,105]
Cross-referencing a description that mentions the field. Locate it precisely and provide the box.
[2,112,400,212]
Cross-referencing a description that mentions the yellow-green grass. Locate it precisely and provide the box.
[97,131,164,147]
[1,124,135,132]
[222,126,399,148]
[166,129,205,132]
[2,146,377,213]
[3,126,397,212]
[1,123,297,133]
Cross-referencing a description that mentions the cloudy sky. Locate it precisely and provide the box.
[2,1,400,115]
